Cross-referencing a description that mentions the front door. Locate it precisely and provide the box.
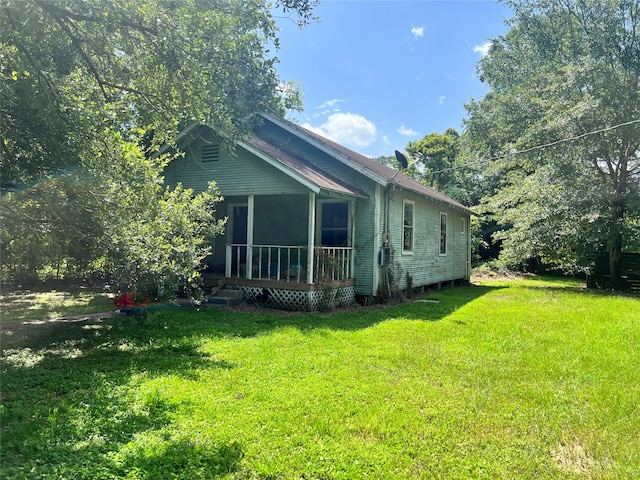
[228,204,248,275]
[231,205,248,245]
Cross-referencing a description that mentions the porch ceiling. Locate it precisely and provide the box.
[243,135,368,199]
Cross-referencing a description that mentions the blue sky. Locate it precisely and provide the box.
[274,0,512,158]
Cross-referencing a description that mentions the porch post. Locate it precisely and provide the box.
[350,199,356,279]
[247,195,254,279]
[307,192,316,284]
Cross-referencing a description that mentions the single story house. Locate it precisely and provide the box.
[163,113,474,310]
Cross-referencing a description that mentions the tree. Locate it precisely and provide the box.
[463,0,640,284]
[0,0,317,291]
[406,129,459,194]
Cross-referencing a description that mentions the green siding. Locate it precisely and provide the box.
[163,131,309,196]
[169,123,470,297]
[254,122,380,296]
[386,189,470,290]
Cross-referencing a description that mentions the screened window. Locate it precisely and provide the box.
[440,212,447,255]
[403,200,414,253]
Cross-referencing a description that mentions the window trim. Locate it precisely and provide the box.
[402,199,415,255]
[439,212,448,256]
[460,217,466,235]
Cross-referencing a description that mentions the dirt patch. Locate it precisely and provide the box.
[552,442,593,474]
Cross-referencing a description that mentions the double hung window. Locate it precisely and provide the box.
[440,213,447,255]
[403,200,415,253]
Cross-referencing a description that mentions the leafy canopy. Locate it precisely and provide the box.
[1,0,317,292]
[463,0,640,273]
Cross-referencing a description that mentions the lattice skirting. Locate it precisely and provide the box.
[224,284,355,312]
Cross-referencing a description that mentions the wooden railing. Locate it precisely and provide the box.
[314,246,353,283]
[226,244,353,284]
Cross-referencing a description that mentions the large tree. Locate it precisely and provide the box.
[0,0,316,291]
[463,0,640,283]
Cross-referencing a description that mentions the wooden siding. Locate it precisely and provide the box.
[169,123,470,298]
[163,131,309,196]
[254,122,380,296]
[387,189,470,290]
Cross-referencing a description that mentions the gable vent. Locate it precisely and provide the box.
[201,143,220,162]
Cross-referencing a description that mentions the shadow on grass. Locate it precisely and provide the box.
[1,284,498,479]
[1,290,114,324]
[1,312,242,479]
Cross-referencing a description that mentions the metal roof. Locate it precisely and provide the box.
[243,134,369,198]
[261,114,476,215]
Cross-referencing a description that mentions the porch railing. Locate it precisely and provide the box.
[226,244,353,284]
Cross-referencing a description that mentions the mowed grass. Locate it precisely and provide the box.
[1,277,639,479]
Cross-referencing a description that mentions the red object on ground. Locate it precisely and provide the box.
[114,292,135,309]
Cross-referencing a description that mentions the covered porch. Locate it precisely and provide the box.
[209,192,357,310]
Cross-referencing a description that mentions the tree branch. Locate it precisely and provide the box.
[32,0,158,37]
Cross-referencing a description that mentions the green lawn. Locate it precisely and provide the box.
[1,277,639,479]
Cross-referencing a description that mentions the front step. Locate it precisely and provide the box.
[206,289,244,306]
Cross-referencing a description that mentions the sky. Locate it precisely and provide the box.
[274,0,513,158]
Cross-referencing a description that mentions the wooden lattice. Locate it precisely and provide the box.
[267,288,309,310]
[224,284,355,312]
[308,286,356,311]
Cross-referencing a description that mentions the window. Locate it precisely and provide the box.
[201,143,220,162]
[460,217,466,235]
[321,202,349,246]
[440,213,447,255]
[403,200,414,253]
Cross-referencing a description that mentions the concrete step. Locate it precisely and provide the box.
[206,289,244,306]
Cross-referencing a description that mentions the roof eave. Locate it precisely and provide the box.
[261,113,390,187]
[237,139,321,194]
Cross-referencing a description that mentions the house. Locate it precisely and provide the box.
[163,113,474,311]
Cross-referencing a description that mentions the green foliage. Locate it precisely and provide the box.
[1,0,317,289]
[100,133,227,298]
[2,280,639,478]
[406,128,460,195]
[462,0,640,277]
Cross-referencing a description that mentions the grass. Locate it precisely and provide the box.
[0,288,114,325]
[1,277,639,479]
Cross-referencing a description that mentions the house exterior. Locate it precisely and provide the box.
[163,113,474,311]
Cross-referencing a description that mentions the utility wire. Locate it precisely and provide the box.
[423,118,640,176]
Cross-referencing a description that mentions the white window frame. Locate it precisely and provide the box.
[439,212,448,256]
[402,199,415,254]
[460,217,466,235]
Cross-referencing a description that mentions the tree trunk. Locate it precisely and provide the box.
[608,204,625,290]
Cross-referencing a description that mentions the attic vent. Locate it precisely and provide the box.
[201,143,220,162]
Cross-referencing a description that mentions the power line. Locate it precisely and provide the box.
[423,118,640,176]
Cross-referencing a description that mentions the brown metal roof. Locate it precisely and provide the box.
[263,114,475,214]
[243,134,369,198]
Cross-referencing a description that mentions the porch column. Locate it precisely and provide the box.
[247,195,254,279]
[307,192,316,284]
[350,199,356,279]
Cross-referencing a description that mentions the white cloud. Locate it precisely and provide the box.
[473,41,492,57]
[313,98,344,118]
[398,124,419,137]
[303,113,377,147]
[317,98,344,110]
[439,96,446,105]
[411,26,425,39]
